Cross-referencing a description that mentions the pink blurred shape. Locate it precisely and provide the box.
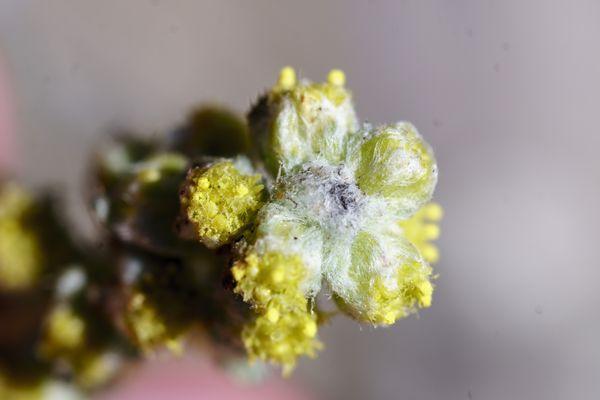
[98,354,312,400]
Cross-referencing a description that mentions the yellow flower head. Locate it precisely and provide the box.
[180,159,266,248]
[232,249,321,374]
[242,296,321,376]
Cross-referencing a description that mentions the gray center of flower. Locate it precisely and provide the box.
[328,180,361,214]
[283,163,365,231]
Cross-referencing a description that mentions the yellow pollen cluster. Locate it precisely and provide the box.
[277,66,297,90]
[40,306,86,357]
[0,184,42,290]
[232,251,321,374]
[274,66,349,105]
[400,202,443,264]
[181,161,265,248]
[125,292,183,354]
[364,262,434,325]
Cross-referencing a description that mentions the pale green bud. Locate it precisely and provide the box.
[326,221,434,325]
[249,67,358,175]
[348,122,438,218]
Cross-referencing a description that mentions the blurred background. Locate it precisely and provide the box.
[1,1,599,399]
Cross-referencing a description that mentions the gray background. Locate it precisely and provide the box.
[1,1,599,399]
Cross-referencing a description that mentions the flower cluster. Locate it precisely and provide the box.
[0,67,442,397]
[0,182,124,398]
[179,67,441,371]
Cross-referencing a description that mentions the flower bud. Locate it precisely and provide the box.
[328,223,434,325]
[168,107,250,158]
[249,67,358,174]
[350,122,437,218]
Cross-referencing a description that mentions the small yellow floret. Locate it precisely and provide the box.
[361,261,434,326]
[0,183,42,290]
[181,161,265,248]
[242,297,321,376]
[125,292,183,354]
[277,66,297,90]
[40,306,86,357]
[232,251,306,308]
[233,250,321,374]
[327,69,346,86]
[400,202,443,264]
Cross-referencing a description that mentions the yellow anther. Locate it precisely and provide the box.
[327,69,346,86]
[424,224,440,240]
[205,201,218,217]
[248,265,259,277]
[400,202,443,264]
[254,287,271,303]
[213,214,228,230]
[424,202,443,221]
[383,310,398,325]
[271,267,285,284]
[231,266,245,282]
[43,306,86,352]
[197,177,210,190]
[277,66,297,90]
[303,320,317,337]
[274,342,290,355]
[236,184,249,196]
[266,307,280,323]
[421,244,439,264]
[416,280,433,308]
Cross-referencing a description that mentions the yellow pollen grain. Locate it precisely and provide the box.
[255,287,271,303]
[266,307,280,323]
[236,184,249,197]
[248,265,259,277]
[383,311,398,325]
[421,244,439,264]
[271,268,284,284]
[204,201,218,217]
[424,203,443,221]
[424,224,440,240]
[327,69,346,86]
[231,266,245,281]
[278,66,297,90]
[417,281,433,307]
[213,214,228,230]
[303,320,317,337]
[197,177,210,190]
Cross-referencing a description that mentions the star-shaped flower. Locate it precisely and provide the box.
[180,67,440,373]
